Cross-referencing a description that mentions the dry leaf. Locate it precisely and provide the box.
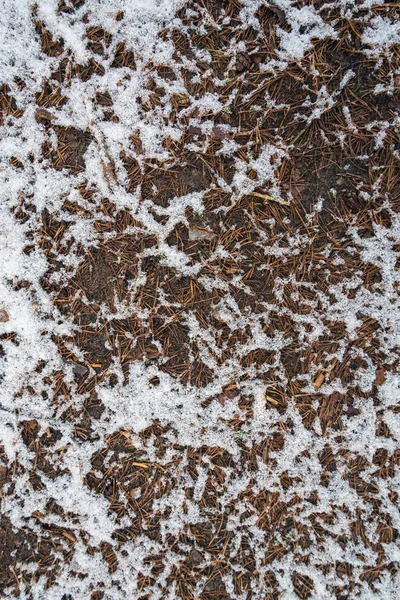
[314,372,325,389]
[0,309,9,322]
[191,106,209,118]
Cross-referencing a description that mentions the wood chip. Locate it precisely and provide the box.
[0,465,7,484]
[266,395,279,405]
[32,511,44,520]
[314,372,325,389]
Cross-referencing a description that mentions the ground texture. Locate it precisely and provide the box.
[0,0,400,598]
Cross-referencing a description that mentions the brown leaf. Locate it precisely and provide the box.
[191,106,209,118]
[0,309,9,323]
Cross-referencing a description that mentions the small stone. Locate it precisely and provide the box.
[314,372,325,389]
[72,363,88,376]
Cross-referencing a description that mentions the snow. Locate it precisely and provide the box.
[0,0,400,598]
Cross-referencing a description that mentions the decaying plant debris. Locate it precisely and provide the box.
[0,0,399,598]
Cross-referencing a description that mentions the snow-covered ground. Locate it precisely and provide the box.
[0,1,400,598]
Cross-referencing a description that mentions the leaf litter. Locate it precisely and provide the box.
[0,0,400,599]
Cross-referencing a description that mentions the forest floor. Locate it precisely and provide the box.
[0,1,400,599]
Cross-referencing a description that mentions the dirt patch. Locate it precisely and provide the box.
[0,517,37,593]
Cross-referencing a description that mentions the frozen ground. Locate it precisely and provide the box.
[0,0,400,598]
